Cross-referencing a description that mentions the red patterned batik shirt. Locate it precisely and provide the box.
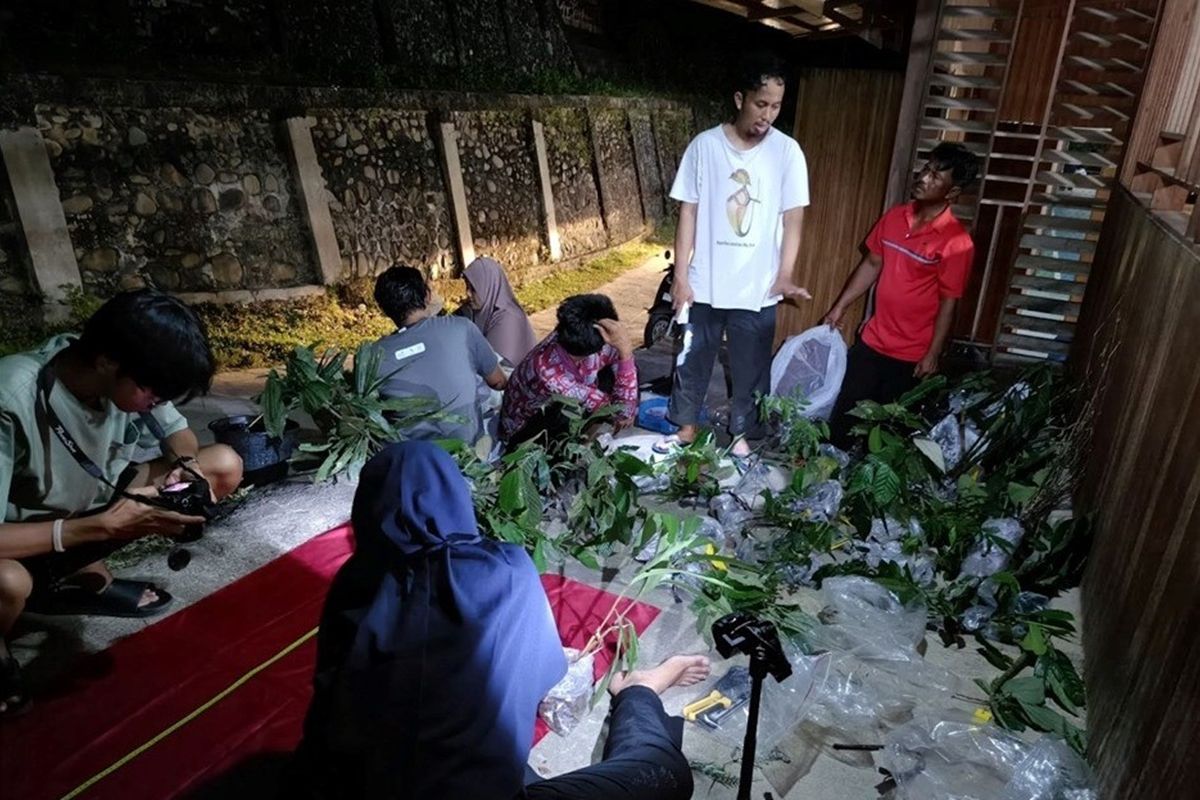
[499,333,638,442]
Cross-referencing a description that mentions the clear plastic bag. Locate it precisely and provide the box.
[732,459,774,504]
[960,518,1025,579]
[537,647,595,736]
[789,479,844,523]
[769,326,848,420]
[1002,736,1096,800]
[815,576,928,656]
[881,713,1030,800]
[818,442,851,474]
[930,414,964,472]
[881,715,1096,800]
[709,493,755,543]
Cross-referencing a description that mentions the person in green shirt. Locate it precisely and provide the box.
[0,290,243,717]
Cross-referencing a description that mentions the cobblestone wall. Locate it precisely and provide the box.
[310,110,456,279]
[452,111,543,273]
[1,80,697,329]
[37,105,314,295]
[591,109,644,244]
[537,108,607,258]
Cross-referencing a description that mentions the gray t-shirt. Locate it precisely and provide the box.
[373,316,499,443]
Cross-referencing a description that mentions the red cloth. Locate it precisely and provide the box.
[861,202,975,362]
[0,525,659,800]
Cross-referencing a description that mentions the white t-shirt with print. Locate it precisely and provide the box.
[670,125,810,311]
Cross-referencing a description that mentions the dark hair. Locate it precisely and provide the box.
[74,290,214,403]
[374,266,429,327]
[733,52,788,97]
[929,142,981,190]
[555,294,618,357]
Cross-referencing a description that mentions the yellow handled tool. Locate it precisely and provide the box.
[683,690,732,722]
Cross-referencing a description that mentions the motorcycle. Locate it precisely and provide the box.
[643,250,678,348]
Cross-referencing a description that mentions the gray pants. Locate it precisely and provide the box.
[668,302,776,439]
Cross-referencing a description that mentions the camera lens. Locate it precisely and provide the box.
[167,547,191,571]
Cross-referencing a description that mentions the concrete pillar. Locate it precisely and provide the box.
[436,120,476,270]
[531,120,562,261]
[283,116,344,285]
[0,127,81,319]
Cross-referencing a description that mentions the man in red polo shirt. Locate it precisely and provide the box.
[824,142,980,447]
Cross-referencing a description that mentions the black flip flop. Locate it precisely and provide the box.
[0,656,32,719]
[30,578,174,618]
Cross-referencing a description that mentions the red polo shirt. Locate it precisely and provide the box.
[861,202,975,362]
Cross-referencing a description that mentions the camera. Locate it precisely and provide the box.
[155,478,216,521]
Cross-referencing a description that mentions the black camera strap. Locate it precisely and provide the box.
[35,364,197,508]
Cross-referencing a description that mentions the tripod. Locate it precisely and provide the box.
[711,613,793,800]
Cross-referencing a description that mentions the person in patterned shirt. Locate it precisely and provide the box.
[500,294,639,446]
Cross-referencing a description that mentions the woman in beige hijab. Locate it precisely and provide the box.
[460,258,537,367]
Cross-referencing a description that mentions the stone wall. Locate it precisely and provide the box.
[629,111,665,223]
[591,108,644,245]
[0,78,698,335]
[453,111,544,272]
[37,105,314,295]
[310,110,456,280]
[653,108,696,222]
[536,108,607,259]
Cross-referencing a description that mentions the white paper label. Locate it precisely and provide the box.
[394,342,426,361]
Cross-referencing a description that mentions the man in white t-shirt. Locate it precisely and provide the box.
[656,53,811,462]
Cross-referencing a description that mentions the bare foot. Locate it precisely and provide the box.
[609,654,711,697]
[730,437,752,458]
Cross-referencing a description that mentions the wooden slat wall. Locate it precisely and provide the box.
[1121,0,1197,184]
[1071,186,1200,799]
[777,68,904,346]
[998,0,1070,124]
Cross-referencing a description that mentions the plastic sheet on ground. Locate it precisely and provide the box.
[880,714,1096,800]
[769,325,848,419]
[537,647,595,736]
[960,518,1025,579]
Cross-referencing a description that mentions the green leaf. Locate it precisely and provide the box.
[1007,482,1038,508]
[1021,623,1048,656]
[872,461,902,506]
[1002,676,1046,705]
[912,437,946,473]
[532,538,548,573]
[868,426,884,454]
[1020,702,1069,734]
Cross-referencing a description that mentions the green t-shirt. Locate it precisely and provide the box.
[0,335,188,522]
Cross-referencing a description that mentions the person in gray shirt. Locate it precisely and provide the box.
[373,266,507,443]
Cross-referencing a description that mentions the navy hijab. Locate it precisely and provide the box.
[298,442,567,800]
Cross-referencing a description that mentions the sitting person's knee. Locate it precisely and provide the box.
[200,443,243,498]
[0,560,33,604]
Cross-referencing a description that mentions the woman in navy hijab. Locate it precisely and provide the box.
[296,441,707,800]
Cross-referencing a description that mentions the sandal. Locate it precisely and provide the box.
[730,452,755,477]
[652,434,687,455]
[0,655,32,719]
[28,578,174,619]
